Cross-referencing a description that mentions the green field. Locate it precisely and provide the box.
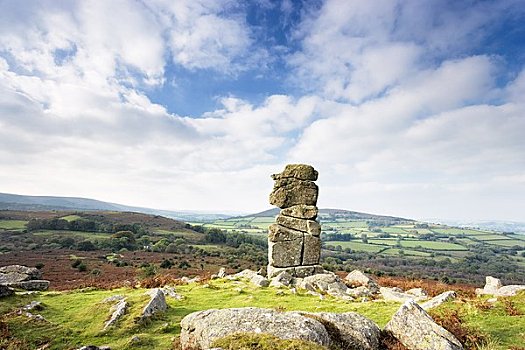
[0,220,27,230]
[325,241,387,253]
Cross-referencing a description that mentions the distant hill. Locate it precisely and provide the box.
[248,207,413,223]
[0,192,231,222]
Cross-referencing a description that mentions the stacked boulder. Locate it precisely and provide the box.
[0,265,49,291]
[267,164,322,278]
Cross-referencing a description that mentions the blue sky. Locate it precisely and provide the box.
[1,0,525,221]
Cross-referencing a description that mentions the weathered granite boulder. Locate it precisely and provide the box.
[180,308,330,349]
[302,312,381,350]
[0,265,42,280]
[161,286,184,300]
[420,291,456,310]
[302,273,353,300]
[77,346,111,350]
[407,288,428,298]
[346,286,373,298]
[217,267,227,278]
[269,178,318,208]
[344,270,379,293]
[380,287,427,302]
[281,204,318,220]
[180,307,381,350]
[104,299,128,330]
[139,288,167,321]
[8,280,50,291]
[228,269,258,280]
[496,285,525,297]
[271,164,318,181]
[268,223,303,242]
[481,276,502,295]
[385,300,463,350]
[275,215,321,235]
[474,276,525,296]
[0,265,49,290]
[250,275,269,287]
[0,285,14,297]
[269,271,293,288]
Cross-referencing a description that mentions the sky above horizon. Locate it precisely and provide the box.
[1,0,525,221]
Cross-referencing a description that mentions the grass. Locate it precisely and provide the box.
[1,279,400,350]
[398,240,467,250]
[432,292,525,350]
[0,220,27,230]
[484,240,525,247]
[324,241,388,253]
[59,215,82,222]
[2,280,525,350]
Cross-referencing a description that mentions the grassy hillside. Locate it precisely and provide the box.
[1,279,524,350]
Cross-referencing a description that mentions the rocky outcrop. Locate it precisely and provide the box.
[0,265,49,291]
[104,298,128,330]
[475,276,525,297]
[267,164,322,278]
[139,288,167,321]
[250,275,269,287]
[420,291,456,310]
[302,273,353,300]
[385,300,463,350]
[380,287,428,302]
[344,270,379,293]
[180,307,381,350]
[77,346,111,350]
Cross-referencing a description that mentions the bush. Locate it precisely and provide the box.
[71,259,82,268]
[35,262,45,269]
[77,262,87,272]
[160,259,174,269]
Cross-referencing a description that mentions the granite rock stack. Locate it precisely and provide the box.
[267,164,322,278]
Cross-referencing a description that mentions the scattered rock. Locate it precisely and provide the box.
[302,273,353,300]
[344,270,379,292]
[102,295,125,303]
[420,291,456,310]
[104,299,128,330]
[496,285,525,297]
[0,284,14,297]
[22,301,43,311]
[228,269,258,280]
[0,265,42,279]
[139,288,167,321]
[161,286,184,300]
[407,288,428,298]
[346,286,372,298]
[181,276,201,284]
[8,280,50,291]
[270,271,293,288]
[475,276,525,297]
[385,299,463,350]
[250,275,269,287]
[0,265,49,291]
[78,346,111,350]
[380,287,427,302]
[217,267,227,278]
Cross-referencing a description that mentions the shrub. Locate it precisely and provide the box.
[35,262,45,269]
[160,259,174,269]
[71,259,82,268]
[77,263,87,272]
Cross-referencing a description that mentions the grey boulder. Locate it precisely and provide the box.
[385,300,463,350]
[420,291,456,310]
[180,307,330,350]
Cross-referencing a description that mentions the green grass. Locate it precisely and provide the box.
[0,220,27,230]
[398,240,467,250]
[324,241,388,253]
[59,215,82,222]
[381,248,432,257]
[433,292,525,350]
[1,279,400,350]
[484,240,525,247]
